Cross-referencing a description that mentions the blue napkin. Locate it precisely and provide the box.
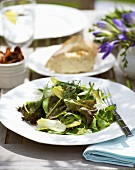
[83,128,135,167]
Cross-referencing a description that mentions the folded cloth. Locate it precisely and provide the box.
[83,128,135,167]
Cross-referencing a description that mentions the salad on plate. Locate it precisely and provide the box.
[17,77,115,135]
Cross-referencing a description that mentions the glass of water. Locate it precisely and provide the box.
[1,0,36,48]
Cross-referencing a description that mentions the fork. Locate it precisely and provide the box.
[103,88,134,138]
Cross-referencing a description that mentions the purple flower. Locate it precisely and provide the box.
[112,19,126,32]
[97,21,107,29]
[93,30,113,37]
[122,11,135,25]
[93,31,101,36]
[117,33,127,40]
[96,21,118,32]
[132,43,135,46]
[99,40,119,59]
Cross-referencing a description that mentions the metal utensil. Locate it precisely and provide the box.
[103,88,133,138]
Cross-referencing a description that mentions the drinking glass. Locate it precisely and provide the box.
[1,0,36,48]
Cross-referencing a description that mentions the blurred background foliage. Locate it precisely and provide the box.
[95,0,135,9]
[37,0,135,9]
[41,2,80,8]
[97,0,135,2]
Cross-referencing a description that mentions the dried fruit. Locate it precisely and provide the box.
[0,46,24,64]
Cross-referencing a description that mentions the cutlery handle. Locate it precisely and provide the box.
[114,111,133,138]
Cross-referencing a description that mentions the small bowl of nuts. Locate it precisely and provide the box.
[0,46,26,89]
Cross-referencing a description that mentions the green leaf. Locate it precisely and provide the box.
[97,117,110,130]
[52,86,64,98]
[66,120,81,128]
[42,98,50,114]
[89,117,98,132]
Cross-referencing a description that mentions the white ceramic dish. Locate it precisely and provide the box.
[27,45,116,77]
[0,58,26,89]
[0,4,89,39]
[0,69,26,89]
[0,58,25,73]
[1,76,135,145]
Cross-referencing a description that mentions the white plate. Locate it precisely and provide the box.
[27,45,116,76]
[0,4,89,39]
[1,77,135,145]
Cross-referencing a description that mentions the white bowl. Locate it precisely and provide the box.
[0,58,26,89]
[0,59,25,73]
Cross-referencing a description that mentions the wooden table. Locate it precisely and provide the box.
[0,10,135,170]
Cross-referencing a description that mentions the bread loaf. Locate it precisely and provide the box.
[45,36,98,74]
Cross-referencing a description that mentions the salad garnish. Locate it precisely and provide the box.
[17,77,115,135]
